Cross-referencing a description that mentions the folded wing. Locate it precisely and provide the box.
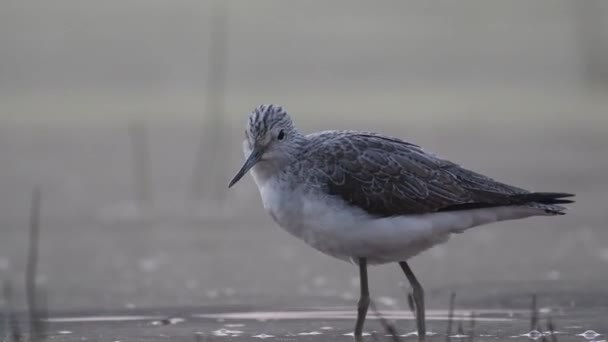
[305,132,574,217]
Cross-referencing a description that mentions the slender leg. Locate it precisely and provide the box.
[399,261,426,342]
[354,257,370,338]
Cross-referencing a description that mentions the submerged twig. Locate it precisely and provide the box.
[0,294,4,340]
[446,292,455,342]
[26,187,47,341]
[369,330,382,342]
[457,319,464,337]
[407,292,416,318]
[369,299,401,342]
[4,281,23,342]
[530,294,538,331]
[467,312,475,342]
[547,317,557,342]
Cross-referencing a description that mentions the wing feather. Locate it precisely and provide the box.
[304,132,551,217]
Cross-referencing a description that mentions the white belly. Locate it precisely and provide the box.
[255,175,546,265]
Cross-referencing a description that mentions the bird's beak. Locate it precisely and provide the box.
[228,147,263,188]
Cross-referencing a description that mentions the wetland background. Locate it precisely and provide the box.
[1,1,607,340]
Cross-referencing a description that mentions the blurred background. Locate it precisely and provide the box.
[1,0,607,317]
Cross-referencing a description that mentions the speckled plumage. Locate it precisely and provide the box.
[293,130,572,217]
[229,104,574,264]
[229,104,575,340]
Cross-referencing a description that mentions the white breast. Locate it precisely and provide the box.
[257,180,285,223]
[249,155,547,264]
[286,196,546,264]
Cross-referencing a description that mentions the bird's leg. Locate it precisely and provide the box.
[354,257,370,338]
[399,261,426,342]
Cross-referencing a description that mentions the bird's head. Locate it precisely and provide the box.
[228,104,301,188]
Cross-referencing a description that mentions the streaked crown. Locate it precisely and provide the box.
[246,104,294,141]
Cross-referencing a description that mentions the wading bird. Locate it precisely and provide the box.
[228,104,574,341]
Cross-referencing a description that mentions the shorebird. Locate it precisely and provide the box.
[228,104,574,341]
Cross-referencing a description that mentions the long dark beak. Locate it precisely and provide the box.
[228,148,263,188]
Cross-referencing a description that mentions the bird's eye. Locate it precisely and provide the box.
[277,130,285,140]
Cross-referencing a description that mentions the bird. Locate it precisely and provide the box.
[227,104,575,341]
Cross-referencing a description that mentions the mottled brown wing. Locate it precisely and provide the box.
[306,132,533,217]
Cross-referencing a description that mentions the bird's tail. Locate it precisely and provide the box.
[516,192,575,215]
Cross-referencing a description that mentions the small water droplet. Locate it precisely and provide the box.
[57,331,72,335]
[320,326,334,330]
[224,323,245,328]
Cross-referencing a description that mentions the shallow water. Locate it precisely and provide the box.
[5,302,606,341]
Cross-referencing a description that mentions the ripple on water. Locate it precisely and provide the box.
[252,333,275,339]
[518,330,544,340]
[343,332,371,337]
[578,330,602,340]
[449,334,469,339]
[401,331,438,337]
[298,331,323,336]
[192,309,513,321]
[45,315,163,323]
[213,328,243,337]
[150,317,185,326]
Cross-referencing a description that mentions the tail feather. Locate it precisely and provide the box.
[518,192,575,216]
[438,192,575,215]
[512,192,575,205]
